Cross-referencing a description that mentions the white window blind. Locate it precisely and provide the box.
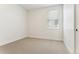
[48,6,62,29]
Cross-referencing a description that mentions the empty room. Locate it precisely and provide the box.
[0,4,78,54]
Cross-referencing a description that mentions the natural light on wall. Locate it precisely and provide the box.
[48,5,62,29]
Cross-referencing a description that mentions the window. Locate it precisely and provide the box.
[48,6,62,29]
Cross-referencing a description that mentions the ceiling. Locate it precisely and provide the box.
[20,4,58,10]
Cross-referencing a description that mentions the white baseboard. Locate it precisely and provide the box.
[28,36,63,42]
[0,36,63,46]
[0,35,27,46]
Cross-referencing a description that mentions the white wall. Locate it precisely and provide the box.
[28,6,63,40]
[63,4,75,53]
[0,4,28,46]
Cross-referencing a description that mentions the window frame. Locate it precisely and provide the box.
[47,5,62,30]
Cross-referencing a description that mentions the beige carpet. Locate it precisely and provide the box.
[0,38,68,54]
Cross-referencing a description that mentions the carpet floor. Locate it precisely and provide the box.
[0,38,68,54]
